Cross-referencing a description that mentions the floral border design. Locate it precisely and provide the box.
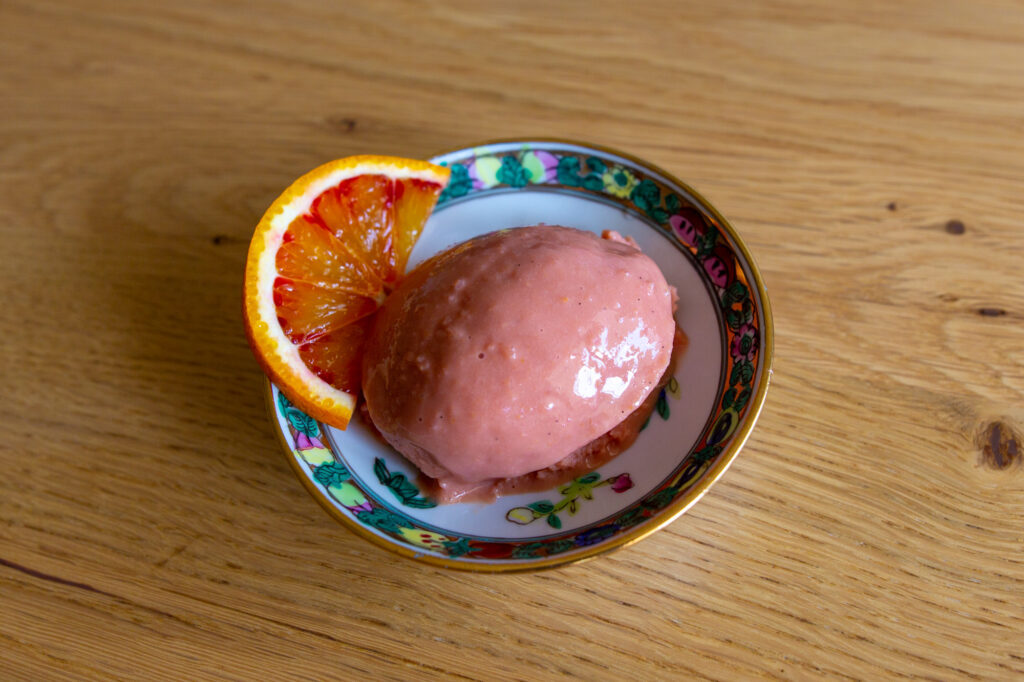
[275,142,763,563]
[506,473,635,529]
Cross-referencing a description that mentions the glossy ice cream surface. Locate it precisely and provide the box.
[361,225,676,486]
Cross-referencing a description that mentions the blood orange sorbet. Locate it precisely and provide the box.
[361,225,681,503]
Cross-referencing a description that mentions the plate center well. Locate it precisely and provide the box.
[323,188,724,540]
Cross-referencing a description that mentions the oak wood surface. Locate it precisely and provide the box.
[2,1,1022,679]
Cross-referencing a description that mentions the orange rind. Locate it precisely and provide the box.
[243,156,450,428]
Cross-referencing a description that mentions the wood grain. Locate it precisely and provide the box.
[2,0,1022,679]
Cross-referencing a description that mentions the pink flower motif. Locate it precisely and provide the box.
[524,150,559,183]
[730,323,758,362]
[668,207,706,249]
[346,501,373,514]
[294,432,325,450]
[702,245,736,288]
[703,255,728,287]
[609,473,634,493]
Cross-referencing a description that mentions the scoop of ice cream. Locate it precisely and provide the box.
[361,225,675,484]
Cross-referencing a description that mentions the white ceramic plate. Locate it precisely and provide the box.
[267,140,773,570]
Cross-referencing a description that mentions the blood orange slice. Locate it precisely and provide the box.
[243,156,450,429]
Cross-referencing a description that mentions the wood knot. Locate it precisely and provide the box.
[325,116,357,133]
[886,201,897,212]
[944,219,965,235]
[977,421,1020,470]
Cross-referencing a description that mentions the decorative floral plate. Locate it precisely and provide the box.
[265,140,773,571]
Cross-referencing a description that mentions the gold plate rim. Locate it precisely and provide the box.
[263,138,774,572]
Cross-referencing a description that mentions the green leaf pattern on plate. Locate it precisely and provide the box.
[505,472,634,530]
[373,458,437,509]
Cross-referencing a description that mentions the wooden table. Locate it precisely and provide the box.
[3,1,1022,679]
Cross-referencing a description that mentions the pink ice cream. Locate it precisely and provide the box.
[361,225,675,485]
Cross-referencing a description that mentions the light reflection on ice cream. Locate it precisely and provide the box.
[574,322,661,400]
